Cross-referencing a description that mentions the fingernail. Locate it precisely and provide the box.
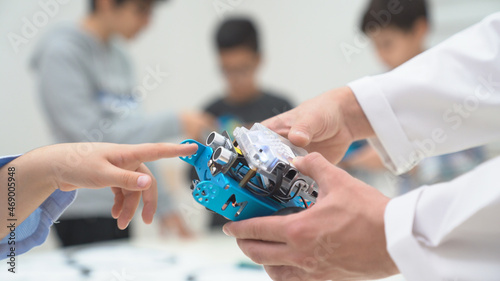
[183,143,198,150]
[292,130,310,141]
[137,175,149,188]
[120,221,130,230]
[222,224,232,236]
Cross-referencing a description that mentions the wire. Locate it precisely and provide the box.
[300,196,308,209]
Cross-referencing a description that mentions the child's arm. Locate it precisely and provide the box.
[0,142,197,240]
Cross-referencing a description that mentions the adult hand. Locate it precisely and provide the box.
[262,86,374,164]
[44,142,197,230]
[223,153,399,281]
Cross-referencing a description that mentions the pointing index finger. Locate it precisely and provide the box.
[129,143,198,163]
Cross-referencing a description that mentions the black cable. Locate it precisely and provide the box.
[274,180,302,202]
[268,168,283,197]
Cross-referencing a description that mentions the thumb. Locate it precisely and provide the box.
[293,152,340,190]
[262,114,294,139]
[104,166,153,191]
[288,112,323,148]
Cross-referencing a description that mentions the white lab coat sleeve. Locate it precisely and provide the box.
[347,12,500,281]
[385,156,500,280]
[348,12,500,175]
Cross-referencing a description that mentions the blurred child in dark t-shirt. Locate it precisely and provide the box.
[195,17,294,228]
[206,17,293,136]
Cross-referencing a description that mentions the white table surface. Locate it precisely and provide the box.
[0,233,406,281]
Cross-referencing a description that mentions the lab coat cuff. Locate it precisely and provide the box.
[385,188,439,280]
[348,76,419,175]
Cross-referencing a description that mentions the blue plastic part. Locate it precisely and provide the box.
[180,139,306,221]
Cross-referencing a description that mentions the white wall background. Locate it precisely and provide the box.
[1,0,499,155]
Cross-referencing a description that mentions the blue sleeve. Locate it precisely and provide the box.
[0,155,76,258]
